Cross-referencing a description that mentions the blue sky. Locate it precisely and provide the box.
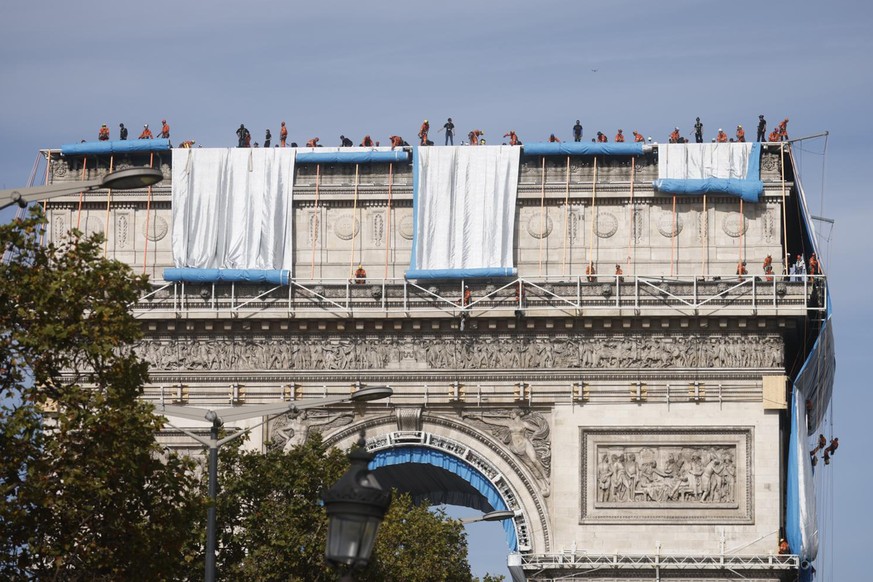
[2,1,870,578]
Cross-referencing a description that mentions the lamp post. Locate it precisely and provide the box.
[155,385,393,582]
[322,436,392,581]
[0,167,164,211]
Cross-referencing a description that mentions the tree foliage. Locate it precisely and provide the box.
[0,212,204,580]
[203,435,473,581]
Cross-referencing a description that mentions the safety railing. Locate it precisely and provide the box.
[134,274,827,319]
[520,551,799,572]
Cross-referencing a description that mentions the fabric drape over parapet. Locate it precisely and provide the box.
[653,143,764,202]
[407,146,520,280]
[171,148,295,272]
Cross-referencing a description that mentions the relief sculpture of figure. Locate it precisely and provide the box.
[272,410,354,452]
[464,408,551,495]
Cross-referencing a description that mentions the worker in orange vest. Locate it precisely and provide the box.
[669,128,681,143]
[503,131,521,146]
[138,124,153,139]
[418,120,430,145]
[768,128,781,142]
[389,135,404,149]
[763,255,774,281]
[778,539,790,555]
[353,264,367,284]
[777,118,789,141]
[98,124,110,141]
[824,437,839,465]
[159,119,170,139]
[360,135,375,147]
[735,125,745,142]
[717,129,728,143]
[632,131,644,143]
[596,132,608,143]
[585,262,596,282]
[306,137,319,148]
[548,133,561,143]
[615,264,624,283]
[468,130,483,145]
[808,252,819,275]
[615,129,625,142]
[280,121,288,147]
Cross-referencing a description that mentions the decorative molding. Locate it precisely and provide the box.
[657,213,682,238]
[567,211,580,243]
[580,427,753,524]
[144,215,168,242]
[116,213,130,248]
[134,333,784,373]
[373,212,384,247]
[308,212,320,245]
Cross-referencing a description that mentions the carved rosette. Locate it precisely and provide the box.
[761,153,779,172]
[595,212,618,239]
[527,213,553,239]
[334,215,359,240]
[399,215,414,240]
[143,216,169,242]
[722,212,748,238]
[657,213,682,238]
[52,158,67,178]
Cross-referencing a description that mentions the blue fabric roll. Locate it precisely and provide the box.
[163,268,289,285]
[405,267,518,280]
[61,139,172,156]
[295,150,409,164]
[521,142,644,156]
[652,178,764,203]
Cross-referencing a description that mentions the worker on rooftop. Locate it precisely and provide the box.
[548,133,561,143]
[694,117,703,143]
[596,131,607,143]
[280,121,288,147]
[503,131,521,146]
[573,119,583,142]
[306,137,320,148]
[139,124,154,139]
[777,118,789,141]
[632,131,644,143]
[119,123,128,140]
[360,135,375,147]
[736,125,745,142]
[768,127,781,142]
[716,129,728,143]
[340,135,353,147]
[264,129,272,148]
[159,119,170,139]
[438,118,455,145]
[669,127,680,143]
[468,130,483,145]
[353,264,367,285]
[615,129,625,143]
[236,124,250,147]
[419,120,430,146]
[757,115,767,142]
[98,124,110,141]
[809,252,820,275]
[389,135,404,149]
[180,140,196,148]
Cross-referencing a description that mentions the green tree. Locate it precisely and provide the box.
[0,212,204,580]
[202,434,472,581]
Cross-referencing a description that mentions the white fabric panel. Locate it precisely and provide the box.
[171,148,295,272]
[791,390,819,560]
[415,146,520,271]
[658,143,753,180]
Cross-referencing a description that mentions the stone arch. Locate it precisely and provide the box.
[324,413,552,553]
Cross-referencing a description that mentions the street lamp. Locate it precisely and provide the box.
[459,509,517,525]
[322,436,391,578]
[155,385,392,582]
[0,167,164,211]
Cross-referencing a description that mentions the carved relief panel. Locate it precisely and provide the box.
[580,427,752,524]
